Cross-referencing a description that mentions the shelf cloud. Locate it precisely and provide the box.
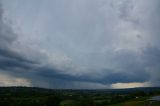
[0,0,160,89]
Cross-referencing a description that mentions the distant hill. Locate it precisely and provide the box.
[0,86,159,94]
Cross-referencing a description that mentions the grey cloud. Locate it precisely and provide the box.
[141,47,160,82]
[0,1,37,72]
[0,48,36,63]
[0,0,160,88]
[34,62,149,85]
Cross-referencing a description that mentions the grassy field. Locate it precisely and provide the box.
[109,100,145,106]
[0,87,159,106]
[109,99,160,106]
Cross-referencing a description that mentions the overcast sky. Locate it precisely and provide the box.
[0,0,160,89]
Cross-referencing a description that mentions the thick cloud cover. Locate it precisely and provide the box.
[0,0,160,88]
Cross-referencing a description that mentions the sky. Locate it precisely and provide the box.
[0,0,160,89]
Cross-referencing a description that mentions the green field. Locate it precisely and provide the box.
[0,87,159,106]
[109,100,145,106]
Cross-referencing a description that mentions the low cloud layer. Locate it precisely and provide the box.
[0,0,160,89]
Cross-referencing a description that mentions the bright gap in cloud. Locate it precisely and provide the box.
[111,82,150,89]
[0,72,31,87]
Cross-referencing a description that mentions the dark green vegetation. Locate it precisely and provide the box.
[0,87,160,106]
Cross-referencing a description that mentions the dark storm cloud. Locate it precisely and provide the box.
[141,47,160,82]
[0,48,36,63]
[0,0,160,88]
[35,63,149,85]
[0,2,37,72]
[0,54,35,71]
